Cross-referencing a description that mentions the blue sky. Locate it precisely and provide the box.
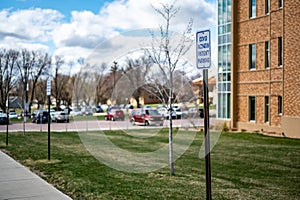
[0,0,217,68]
[1,0,114,19]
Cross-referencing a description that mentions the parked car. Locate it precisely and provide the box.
[173,107,182,119]
[107,105,121,112]
[157,107,177,119]
[8,111,18,119]
[125,104,134,109]
[101,104,109,111]
[52,111,69,123]
[105,109,124,121]
[69,108,83,116]
[199,108,204,118]
[49,109,56,121]
[94,106,103,113]
[83,108,93,116]
[0,113,8,125]
[32,110,49,124]
[31,110,39,119]
[20,111,31,118]
[130,108,164,126]
[188,108,204,118]
[181,109,189,119]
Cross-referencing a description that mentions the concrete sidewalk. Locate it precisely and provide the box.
[0,150,72,200]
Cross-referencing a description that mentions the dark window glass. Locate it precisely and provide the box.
[249,96,256,121]
[278,37,283,66]
[278,96,282,114]
[265,0,270,14]
[279,0,283,8]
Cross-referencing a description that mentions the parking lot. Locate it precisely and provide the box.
[0,118,208,132]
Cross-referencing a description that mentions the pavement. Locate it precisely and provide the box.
[0,150,72,200]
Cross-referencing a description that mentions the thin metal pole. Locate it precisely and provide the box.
[203,69,212,200]
[6,93,9,146]
[48,94,51,160]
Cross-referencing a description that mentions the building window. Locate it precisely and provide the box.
[250,0,256,18]
[249,96,256,121]
[278,37,283,66]
[278,96,282,114]
[217,0,232,120]
[265,0,270,14]
[265,41,270,68]
[279,0,283,8]
[265,96,269,123]
[249,44,256,70]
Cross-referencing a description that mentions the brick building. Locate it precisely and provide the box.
[217,0,300,137]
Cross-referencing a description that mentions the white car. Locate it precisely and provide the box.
[50,110,56,121]
[173,107,182,119]
[52,111,69,122]
[9,111,18,119]
[69,108,83,116]
[157,107,177,119]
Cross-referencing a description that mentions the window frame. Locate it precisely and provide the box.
[249,0,256,18]
[265,96,269,123]
[249,44,256,70]
[265,41,270,68]
[265,0,270,14]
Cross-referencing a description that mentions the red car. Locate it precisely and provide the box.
[130,108,164,126]
[104,109,125,121]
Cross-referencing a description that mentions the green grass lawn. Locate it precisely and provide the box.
[0,130,299,199]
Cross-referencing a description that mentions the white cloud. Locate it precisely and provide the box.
[0,8,63,48]
[98,0,160,30]
[52,10,117,49]
[0,0,217,68]
[53,0,216,61]
[98,0,216,33]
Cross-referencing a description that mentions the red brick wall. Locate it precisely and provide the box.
[234,0,287,129]
[283,0,300,117]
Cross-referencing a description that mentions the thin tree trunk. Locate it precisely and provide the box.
[169,70,174,175]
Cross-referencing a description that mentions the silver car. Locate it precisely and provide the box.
[53,111,69,122]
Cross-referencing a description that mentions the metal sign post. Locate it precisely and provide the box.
[39,105,43,132]
[6,93,9,146]
[196,29,212,200]
[64,108,68,132]
[46,79,51,160]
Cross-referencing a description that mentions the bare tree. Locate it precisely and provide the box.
[73,60,104,108]
[72,71,85,108]
[94,63,110,105]
[52,56,73,110]
[0,49,19,111]
[146,1,193,175]
[81,66,99,106]
[120,56,153,108]
[16,49,51,113]
[108,61,123,105]
[34,79,47,108]
[60,76,73,106]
